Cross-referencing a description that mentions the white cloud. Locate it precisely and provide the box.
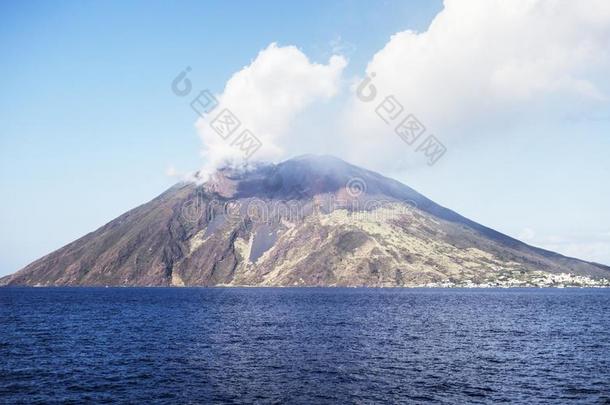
[341,0,610,171]
[195,43,346,179]
[192,1,610,176]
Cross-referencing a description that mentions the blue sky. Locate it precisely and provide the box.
[1,0,609,276]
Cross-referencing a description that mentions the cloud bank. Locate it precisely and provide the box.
[342,0,610,169]
[195,0,610,174]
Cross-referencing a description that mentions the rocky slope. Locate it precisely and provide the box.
[2,155,609,287]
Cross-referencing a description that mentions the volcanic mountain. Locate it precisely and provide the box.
[2,155,609,287]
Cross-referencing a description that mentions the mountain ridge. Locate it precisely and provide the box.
[2,155,609,287]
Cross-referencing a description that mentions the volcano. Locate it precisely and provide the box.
[2,155,609,287]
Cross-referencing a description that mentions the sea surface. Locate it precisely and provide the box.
[1,288,609,404]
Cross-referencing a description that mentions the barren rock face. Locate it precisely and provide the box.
[2,155,609,287]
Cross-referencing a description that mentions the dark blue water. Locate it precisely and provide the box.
[1,288,609,404]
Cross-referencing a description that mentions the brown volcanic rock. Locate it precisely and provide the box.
[2,155,609,286]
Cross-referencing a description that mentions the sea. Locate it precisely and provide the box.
[1,287,609,404]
